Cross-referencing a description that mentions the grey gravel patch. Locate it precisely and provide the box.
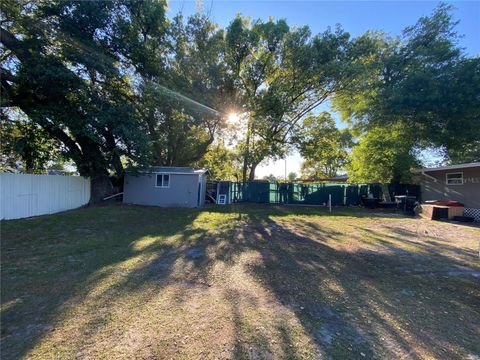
[447,268,480,278]
[318,326,333,345]
[307,303,367,349]
[148,257,172,271]
[400,289,416,297]
[269,224,284,232]
[185,247,205,260]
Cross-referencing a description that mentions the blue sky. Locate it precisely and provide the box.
[168,1,479,56]
[167,1,480,178]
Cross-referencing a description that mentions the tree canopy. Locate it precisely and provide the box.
[333,4,480,169]
[224,16,372,180]
[194,142,241,181]
[1,1,159,199]
[1,1,228,199]
[1,1,478,196]
[346,125,420,184]
[294,112,352,179]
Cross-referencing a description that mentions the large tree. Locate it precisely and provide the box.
[1,0,157,200]
[224,17,372,181]
[194,142,242,181]
[140,13,231,166]
[333,4,480,164]
[1,1,230,200]
[347,124,420,202]
[447,141,480,164]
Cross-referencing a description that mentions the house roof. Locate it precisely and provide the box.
[419,162,480,172]
[301,174,349,183]
[329,174,349,180]
[149,166,210,175]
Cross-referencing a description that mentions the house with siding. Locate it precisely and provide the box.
[123,167,209,208]
[418,162,480,220]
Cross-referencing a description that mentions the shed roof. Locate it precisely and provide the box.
[419,162,480,172]
[149,166,210,175]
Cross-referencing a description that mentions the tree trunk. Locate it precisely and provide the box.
[248,163,258,181]
[242,118,253,182]
[90,174,114,204]
[242,161,248,183]
[381,183,392,202]
[242,146,250,183]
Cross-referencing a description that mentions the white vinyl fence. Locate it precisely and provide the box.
[0,173,91,220]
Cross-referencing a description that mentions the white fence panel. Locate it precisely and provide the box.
[0,174,91,220]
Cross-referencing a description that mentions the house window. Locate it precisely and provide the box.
[156,174,170,188]
[446,172,463,185]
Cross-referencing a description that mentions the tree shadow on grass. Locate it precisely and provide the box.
[220,207,480,359]
[2,204,479,359]
[1,205,207,359]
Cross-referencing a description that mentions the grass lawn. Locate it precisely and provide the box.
[1,204,479,359]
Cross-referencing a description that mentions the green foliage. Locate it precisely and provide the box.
[295,113,352,179]
[1,0,153,182]
[224,16,370,180]
[140,84,215,167]
[346,125,419,184]
[287,172,297,182]
[0,111,61,173]
[194,142,241,181]
[1,1,227,187]
[447,141,480,164]
[140,13,230,167]
[263,174,278,182]
[112,0,168,78]
[333,4,480,162]
[2,1,477,192]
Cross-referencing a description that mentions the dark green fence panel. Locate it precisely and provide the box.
[304,184,329,205]
[228,181,419,206]
[369,184,383,199]
[358,184,369,198]
[345,185,359,205]
[242,182,270,203]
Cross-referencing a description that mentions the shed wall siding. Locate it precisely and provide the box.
[421,167,480,208]
[123,173,201,208]
[199,174,207,207]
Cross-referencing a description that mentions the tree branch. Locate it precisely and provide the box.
[1,67,16,82]
[0,27,32,62]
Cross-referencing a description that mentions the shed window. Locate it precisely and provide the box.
[446,172,463,185]
[156,174,170,188]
